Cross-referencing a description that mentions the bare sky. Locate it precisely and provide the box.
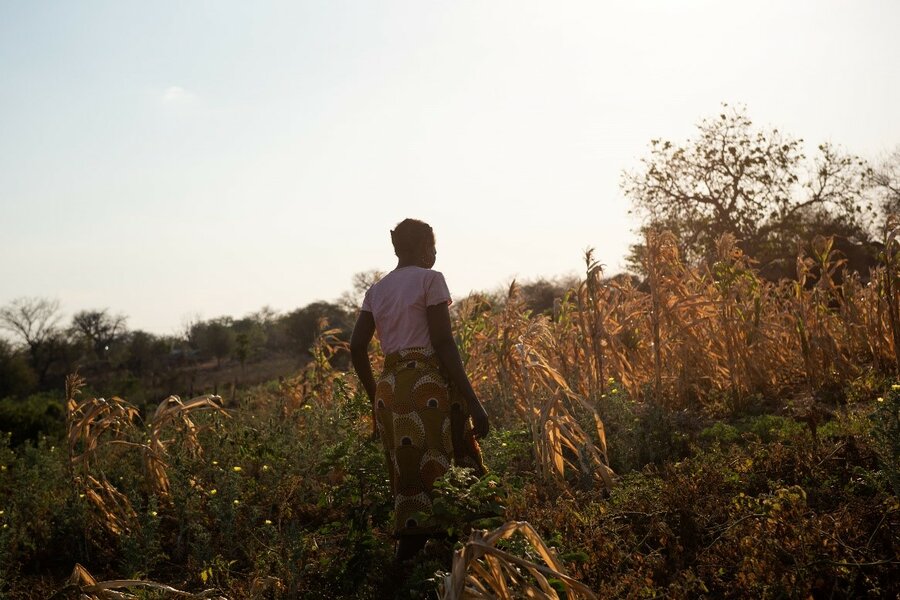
[2,1,898,334]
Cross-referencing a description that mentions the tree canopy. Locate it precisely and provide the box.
[874,145,900,217]
[70,309,127,359]
[623,104,875,271]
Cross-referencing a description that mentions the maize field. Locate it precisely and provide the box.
[0,229,898,598]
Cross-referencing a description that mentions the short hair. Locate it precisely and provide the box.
[390,218,435,256]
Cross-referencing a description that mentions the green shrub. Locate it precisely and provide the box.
[426,467,505,538]
[479,426,532,478]
[507,417,896,598]
[602,391,692,473]
[0,394,65,447]
[1,374,896,599]
[871,387,900,495]
[699,421,740,444]
[739,414,806,442]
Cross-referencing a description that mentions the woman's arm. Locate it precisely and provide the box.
[350,311,377,436]
[426,302,490,438]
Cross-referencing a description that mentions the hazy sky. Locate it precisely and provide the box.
[2,1,899,335]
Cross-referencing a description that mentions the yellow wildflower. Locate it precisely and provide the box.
[232,466,242,473]
[233,499,240,505]
[212,460,218,465]
[264,519,272,525]
[892,384,900,391]
[2,524,7,529]
[210,489,217,495]
[877,397,885,403]
[262,465,270,472]
[79,494,85,499]
[150,511,158,517]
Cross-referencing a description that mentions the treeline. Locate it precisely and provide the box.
[0,295,348,444]
[0,300,341,397]
[0,277,574,415]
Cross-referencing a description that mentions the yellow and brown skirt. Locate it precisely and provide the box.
[375,346,485,537]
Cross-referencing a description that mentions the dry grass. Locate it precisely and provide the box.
[450,228,900,488]
[51,563,227,599]
[457,285,615,490]
[144,392,230,498]
[440,520,597,600]
[64,373,229,535]
[465,230,897,412]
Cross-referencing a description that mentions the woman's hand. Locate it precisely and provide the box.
[467,396,490,439]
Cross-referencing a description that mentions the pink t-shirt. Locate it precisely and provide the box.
[361,266,452,354]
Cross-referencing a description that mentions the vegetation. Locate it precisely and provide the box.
[623,104,879,272]
[1,109,898,597]
[1,232,898,598]
[0,298,352,428]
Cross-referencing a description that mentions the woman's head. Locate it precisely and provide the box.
[391,218,436,268]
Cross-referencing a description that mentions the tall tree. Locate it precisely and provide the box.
[70,309,127,359]
[124,330,168,376]
[191,317,236,368]
[0,297,64,385]
[338,270,385,313]
[873,145,900,219]
[0,339,37,398]
[623,104,875,270]
[282,301,350,357]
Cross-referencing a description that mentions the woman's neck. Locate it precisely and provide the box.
[395,253,425,269]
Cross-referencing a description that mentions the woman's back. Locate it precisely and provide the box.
[361,266,451,354]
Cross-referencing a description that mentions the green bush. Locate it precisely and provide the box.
[0,341,36,399]
[601,390,692,473]
[426,466,505,537]
[0,394,65,447]
[1,376,897,599]
[479,426,532,478]
[739,413,806,442]
[508,409,896,598]
[871,387,900,496]
[699,421,740,444]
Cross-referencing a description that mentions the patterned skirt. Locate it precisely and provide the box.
[375,346,485,536]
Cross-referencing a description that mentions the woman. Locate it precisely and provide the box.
[350,218,490,561]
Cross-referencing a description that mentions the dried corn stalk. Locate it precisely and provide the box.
[67,393,140,472]
[66,375,141,535]
[54,563,227,599]
[145,393,229,498]
[440,521,597,600]
[517,322,615,490]
[80,474,137,536]
[65,373,229,534]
